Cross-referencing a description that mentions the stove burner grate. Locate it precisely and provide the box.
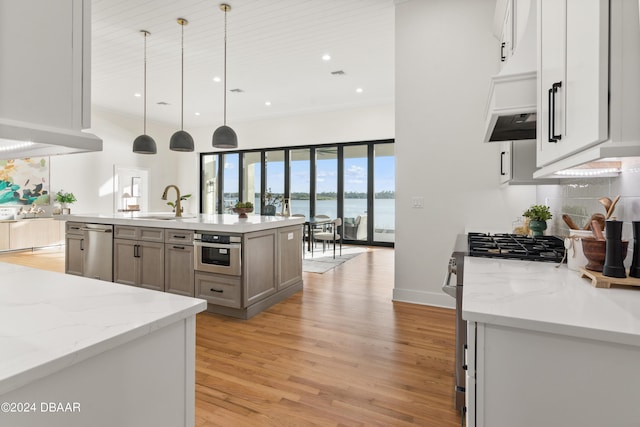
[468,233,565,263]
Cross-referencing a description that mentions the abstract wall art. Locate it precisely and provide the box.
[0,157,50,206]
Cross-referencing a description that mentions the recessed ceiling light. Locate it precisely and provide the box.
[356,88,363,93]
[134,93,141,97]
[265,101,271,106]
[195,112,201,116]
[213,76,221,83]
[322,54,331,61]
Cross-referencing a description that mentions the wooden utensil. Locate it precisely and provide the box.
[605,195,620,220]
[562,214,580,230]
[583,213,605,231]
[598,197,612,213]
[591,220,605,240]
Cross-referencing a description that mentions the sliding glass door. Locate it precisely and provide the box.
[343,145,368,242]
[199,139,395,247]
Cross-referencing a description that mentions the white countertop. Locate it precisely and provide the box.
[0,262,207,396]
[58,212,305,233]
[462,257,640,347]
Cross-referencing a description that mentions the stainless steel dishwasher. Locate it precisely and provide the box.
[81,223,113,281]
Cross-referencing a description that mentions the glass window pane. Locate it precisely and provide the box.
[374,143,395,243]
[290,149,310,217]
[343,145,368,241]
[201,154,218,214]
[315,147,337,218]
[222,153,239,213]
[264,150,284,216]
[243,152,261,214]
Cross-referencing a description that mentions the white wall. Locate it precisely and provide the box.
[394,0,537,308]
[50,108,180,214]
[49,103,393,216]
[175,103,395,212]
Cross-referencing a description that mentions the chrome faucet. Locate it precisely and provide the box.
[161,185,182,217]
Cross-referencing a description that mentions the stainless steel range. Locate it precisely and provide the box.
[442,233,565,419]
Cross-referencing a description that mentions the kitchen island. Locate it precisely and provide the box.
[60,213,305,319]
[0,262,206,427]
[462,257,640,427]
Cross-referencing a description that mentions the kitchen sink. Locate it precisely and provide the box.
[132,213,197,220]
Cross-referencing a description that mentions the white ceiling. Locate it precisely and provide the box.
[91,0,395,130]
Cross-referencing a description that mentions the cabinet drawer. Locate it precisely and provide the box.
[114,225,165,242]
[195,272,241,308]
[165,229,194,245]
[66,222,84,235]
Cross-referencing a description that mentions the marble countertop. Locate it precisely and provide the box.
[59,213,305,233]
[462,257,640,347]
[0,263,207,395]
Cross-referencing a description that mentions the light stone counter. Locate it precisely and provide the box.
[462,256,640,347]
[58,212,305,233]
[0,262,206,427]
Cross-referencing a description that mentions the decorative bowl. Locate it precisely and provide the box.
[581,238,628,272]
[232,207,253,218]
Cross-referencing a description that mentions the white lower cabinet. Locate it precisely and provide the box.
[468,321,640,426]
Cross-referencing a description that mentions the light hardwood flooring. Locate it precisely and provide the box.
[0,246,461,426]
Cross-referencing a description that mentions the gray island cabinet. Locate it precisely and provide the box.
[62,213,305,319]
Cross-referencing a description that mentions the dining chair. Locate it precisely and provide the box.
[313,218,342,259]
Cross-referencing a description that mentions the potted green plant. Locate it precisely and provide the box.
[523,204,552,237]
[55,190,77,214]
[166,193,191,213]
[233,201,254,218]
[262,188,282,216]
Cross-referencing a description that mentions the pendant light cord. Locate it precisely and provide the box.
[143,31,148,135]
[180,22,185,130]
[223,8,228,126]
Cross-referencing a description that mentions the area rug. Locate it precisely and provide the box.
[302,246,368,274]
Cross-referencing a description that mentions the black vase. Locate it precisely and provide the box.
[630,221,640,278]
[603,220,626,278]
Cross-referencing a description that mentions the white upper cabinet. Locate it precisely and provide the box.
[0,0,91,131]
[536,0,609,167]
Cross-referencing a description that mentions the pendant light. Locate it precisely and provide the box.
[133,30,157,154]
[212,3,238,149]
[169,18,195,152]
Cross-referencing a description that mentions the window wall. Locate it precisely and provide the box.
[200,139,394,246]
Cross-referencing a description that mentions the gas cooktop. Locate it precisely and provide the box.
[468,233,565,263]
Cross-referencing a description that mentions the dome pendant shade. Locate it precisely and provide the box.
[170,18,194,152]
[133,134,157,154]
[212,125,237,149]
[170,130,195,151]
[133,30,156,154]
[212,3,237,149]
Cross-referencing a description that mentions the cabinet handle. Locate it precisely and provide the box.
[548,81,562,142]
[500,42,506,62]
[134,244,139,258]
[500,151,506,175]
[172,235,186,239]
[173,245,185,250]
[209,288,223,293]
[80,239,84,251]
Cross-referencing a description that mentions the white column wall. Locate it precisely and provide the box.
[394,0,537,307]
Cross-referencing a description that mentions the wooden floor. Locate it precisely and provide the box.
[0,246,461,426]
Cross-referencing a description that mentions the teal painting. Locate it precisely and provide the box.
[0,158,50,206]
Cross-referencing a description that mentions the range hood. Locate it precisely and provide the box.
[0,117,102,160]
[483,0,537,143]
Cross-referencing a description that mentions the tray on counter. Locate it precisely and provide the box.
[580,268,640,289]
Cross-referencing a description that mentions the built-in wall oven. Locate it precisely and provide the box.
[194,232,242,276]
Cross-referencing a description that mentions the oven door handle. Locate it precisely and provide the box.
[442,258,458,298]
[194,241,242,250]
